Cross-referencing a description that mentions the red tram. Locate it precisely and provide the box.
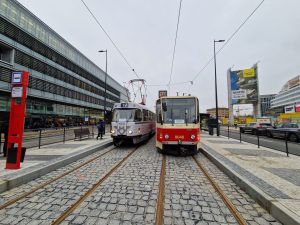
[155,96,200,154]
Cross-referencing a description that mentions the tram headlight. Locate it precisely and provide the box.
[111,130,115,134]
[191,134,195,140]
[164,134,169,140]
[128,130,133,134]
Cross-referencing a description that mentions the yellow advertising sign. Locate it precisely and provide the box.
[243,68,255,78]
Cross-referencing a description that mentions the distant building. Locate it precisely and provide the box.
[206,107,229,122]
[260,94,276,116]
[270,75,300,111]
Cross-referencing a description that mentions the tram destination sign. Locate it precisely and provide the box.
[158,90,167,98]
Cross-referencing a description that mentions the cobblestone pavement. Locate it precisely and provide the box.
[0,138,282,225]
[0,146,133,225]
[64,138,162,225]
[194,153,282,225]
[0,146,115,205]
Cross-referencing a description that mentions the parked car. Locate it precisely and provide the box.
[266,123,300,142]
[240,122,273,135]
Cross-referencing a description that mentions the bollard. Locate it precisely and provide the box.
[257,130,260,148]
[92,125,94,137]
[228,125,229,139]
[239,128,242,143]
[63,127,66,143]
[285,131,289,157]
[38,129,42,149]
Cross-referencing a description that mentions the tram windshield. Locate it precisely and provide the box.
[162,98,197,124]
[112,108,142,122]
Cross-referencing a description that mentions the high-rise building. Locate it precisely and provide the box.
[260,94,276,116]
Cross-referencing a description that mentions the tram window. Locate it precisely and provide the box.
[135,109,142,122]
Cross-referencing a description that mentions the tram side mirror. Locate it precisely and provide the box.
[159,113,163,125]
[162,103,167,112]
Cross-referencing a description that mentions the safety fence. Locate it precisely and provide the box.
[216,126,300,157]
[0,125,110,150]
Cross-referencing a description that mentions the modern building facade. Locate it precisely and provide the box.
[270,75,300,110]
[260,94,276,116]
[206,107,229,123]
[0,0,128,128]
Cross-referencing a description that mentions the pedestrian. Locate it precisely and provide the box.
[1,121,9,157]
[234,120,238,129]
[96,119,105,140]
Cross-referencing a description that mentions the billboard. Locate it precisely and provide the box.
[230,67,258,104]
[233,104,254,117]
[285,105,295,113]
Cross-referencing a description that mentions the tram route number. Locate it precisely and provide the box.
[121,103,128,108]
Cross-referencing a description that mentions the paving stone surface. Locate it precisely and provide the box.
[67,138,162,225]
[202,143,291,199]
[263,168,300,187]
[0,146,131,224]
[223,148,284,157]
[0,138,282,225]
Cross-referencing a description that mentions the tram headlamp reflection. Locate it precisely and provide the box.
[128,130,133,134]
[190,134,195,140]
[164,134,169,140]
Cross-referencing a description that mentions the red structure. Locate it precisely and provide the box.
[6,71,29,169]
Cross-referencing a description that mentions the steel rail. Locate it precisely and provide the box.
[192,156,248,225]
[155,155,166,225]
[0,146,115,210]
[52,147,138,225]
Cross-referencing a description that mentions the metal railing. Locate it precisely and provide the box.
[216,125,300,157]
[0,125,110,151]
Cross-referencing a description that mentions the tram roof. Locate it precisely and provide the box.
[113,102,154,112]
[158,96,198,100]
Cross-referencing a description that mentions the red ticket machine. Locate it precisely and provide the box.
[6,71,29,169]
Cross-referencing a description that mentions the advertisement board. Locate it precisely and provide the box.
[285,105,295,113]
[233,104,254,117]
[230,67,258,104]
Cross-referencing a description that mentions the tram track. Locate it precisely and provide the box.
[0,146,116,210]
[156,153,248,225]
[192,155,248,225]
[155,155,166,225]
[52,147,138,225]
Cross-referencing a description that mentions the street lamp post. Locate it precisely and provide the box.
[214,39,225,136]
[98,50,108,122]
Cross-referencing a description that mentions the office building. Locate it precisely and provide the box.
[0,0,127,128]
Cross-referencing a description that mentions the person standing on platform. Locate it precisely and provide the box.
[96,119,105,140]
[1,121,8,157]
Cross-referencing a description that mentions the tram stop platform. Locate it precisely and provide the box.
[0,134,112,194]
[201,132,300,225]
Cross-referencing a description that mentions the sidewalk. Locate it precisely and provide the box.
[201,132,300,225]
[0,133,112,194]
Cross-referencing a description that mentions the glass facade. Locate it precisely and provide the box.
[0,0,128,128]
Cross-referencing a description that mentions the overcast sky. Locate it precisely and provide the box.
[17,0,300,112]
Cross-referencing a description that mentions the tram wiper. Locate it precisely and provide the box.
[171,108,174,126]
[185,109,188,126]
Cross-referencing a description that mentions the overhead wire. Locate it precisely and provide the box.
[191,0,265,82]
[80,0,140,79]
[167,0,184,89]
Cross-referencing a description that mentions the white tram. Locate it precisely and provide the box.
[111,102,155,146]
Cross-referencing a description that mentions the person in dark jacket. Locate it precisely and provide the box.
[96,119,105,140]
[1,121,9,157]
